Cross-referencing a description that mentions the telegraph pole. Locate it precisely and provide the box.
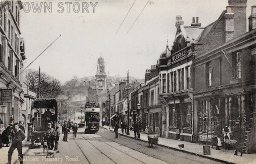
[108,89,111,129]
[37,66,41,98]
[126,71,130,135]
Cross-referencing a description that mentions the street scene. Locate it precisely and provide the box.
[1,0,256,164]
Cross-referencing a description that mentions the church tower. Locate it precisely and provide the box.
[95,57,107,91]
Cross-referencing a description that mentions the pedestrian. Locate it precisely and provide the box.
[8,123,25,164]
[27,124,32,142]
[0,128,2,149]
[121,121,125,134]
[214,122,222,150]
[46,123,54,150]
[53,126,60,151]
[223,125,231,149]
[2,124,12,147]
[18,121,25,133]
[72,123,78,138]
[233,122,244,156]
[62,121,69,142]
[133,121,138,139]
[114,121,119,138]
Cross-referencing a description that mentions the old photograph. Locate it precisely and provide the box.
[0,0,256,163]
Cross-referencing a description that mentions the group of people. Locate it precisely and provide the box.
[61,120,78,142]
[214,122,244,156]
[112,112,141,139]
[0,121,25,148]
[45,122,60,151]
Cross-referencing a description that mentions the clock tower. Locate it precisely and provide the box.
[95,57,107,91]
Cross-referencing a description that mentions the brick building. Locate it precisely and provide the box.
[158,16,201,141]
[193,2,256,153]
[0,1,25,128]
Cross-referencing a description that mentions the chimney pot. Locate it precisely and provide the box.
[192,17,195,23]
[196,17,199,23]
[249,6,256,31]
[252,6,256,15]
[226,6,232,13]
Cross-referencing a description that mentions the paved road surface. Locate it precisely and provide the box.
[23,128,222,164]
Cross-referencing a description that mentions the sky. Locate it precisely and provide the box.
[20,0,255,84]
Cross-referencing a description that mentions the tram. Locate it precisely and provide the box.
[29,99,58,146]
[84,101,100,133]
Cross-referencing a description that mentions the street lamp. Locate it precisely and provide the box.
[107,89,111,129]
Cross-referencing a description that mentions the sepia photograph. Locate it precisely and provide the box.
[0,0,256,163]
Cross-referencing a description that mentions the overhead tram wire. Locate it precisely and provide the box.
[126,0,150,34]
[20,34,62,74]
[115,0,137,34]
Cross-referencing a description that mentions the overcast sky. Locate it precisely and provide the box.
[20,0,255,84]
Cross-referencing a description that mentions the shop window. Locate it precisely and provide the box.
[174,71,177,92]
[185,66,191,89]
[162,73,166,93]
[150,90,154,106]
[232,52,241,79]
[167,73,170,93]
[170,72,174,92]
[178,69,181,91]
[181,68,184,90]
[206,62,213,87]
[155,113,159,128]
[14,59,19,78]
[8,50,13,71]
[169,106,174,127]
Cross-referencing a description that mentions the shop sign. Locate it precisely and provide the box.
[1,89,12,103]
[168,47,193,65]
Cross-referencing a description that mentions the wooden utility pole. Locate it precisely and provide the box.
[37,66,41,98]
[127,70,130,135]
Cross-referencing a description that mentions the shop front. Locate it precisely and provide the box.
[194,86,256,153]
[148,106,162,136]
[168,96,193,141]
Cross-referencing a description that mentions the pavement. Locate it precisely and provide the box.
[0,140,30,164]
[102,125,256,164]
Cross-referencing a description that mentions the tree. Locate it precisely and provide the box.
[25,69,63,98]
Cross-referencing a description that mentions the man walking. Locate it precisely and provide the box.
[113,113,119,138]
[53,126,60,151]
[8,123,25,164]
[72,123,78,138]
[114,121,119,138]
[46,123,54,150]
[62,121,69,142]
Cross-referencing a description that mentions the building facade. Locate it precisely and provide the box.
[0,1,25,128]
[193,3,256,152]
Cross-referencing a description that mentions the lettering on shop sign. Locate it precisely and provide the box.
[1,89,12,103]
[168,48,193,65]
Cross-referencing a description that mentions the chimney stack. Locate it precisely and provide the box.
[191,17,201,27]
[249,6,256,31]
[175,15,184,28]
[225,6,235,42]
[226,0,247,39]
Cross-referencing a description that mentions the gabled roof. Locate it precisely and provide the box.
[181,26,204,43]
[198,10,226,42]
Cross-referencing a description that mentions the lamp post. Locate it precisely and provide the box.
[137,103,141,124]
[126,89,130,135]
[107,89,111,129]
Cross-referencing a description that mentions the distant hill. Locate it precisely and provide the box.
[61,75,144,111]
